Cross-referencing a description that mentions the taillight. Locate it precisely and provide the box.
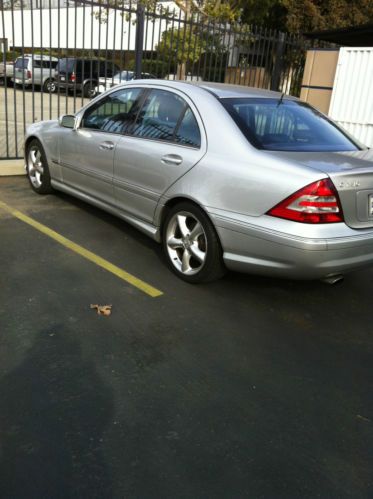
[267,178,343,224]
[70,72,76,82]
[26,70,32,78]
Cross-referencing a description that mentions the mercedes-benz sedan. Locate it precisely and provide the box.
[24,81,373,283]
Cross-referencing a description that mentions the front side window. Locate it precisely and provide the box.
[132,89,200,147]
[82,88,142,134]
[222,98,360,152]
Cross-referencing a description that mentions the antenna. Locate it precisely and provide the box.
[277,92,285,107]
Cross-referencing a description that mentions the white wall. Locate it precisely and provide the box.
[0,4,178,51]
[329,47,373,148]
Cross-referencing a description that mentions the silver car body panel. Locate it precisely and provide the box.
[24,80,373,279]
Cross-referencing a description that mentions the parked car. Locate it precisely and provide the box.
[0,60,15,85]
[55,58,120,98]
[24,81,373,283]
[94,70,156,95]
[12,54,59,92]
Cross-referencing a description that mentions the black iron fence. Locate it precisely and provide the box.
[0,0,330,160]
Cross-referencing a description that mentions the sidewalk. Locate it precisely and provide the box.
[0,160,25,176]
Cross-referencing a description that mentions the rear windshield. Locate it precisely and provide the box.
[222,98,359,152]
[57,58,75,73]
[15,58,29,70]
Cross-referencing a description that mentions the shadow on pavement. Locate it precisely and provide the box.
[0,328,114,499]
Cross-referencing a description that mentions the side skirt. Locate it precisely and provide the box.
[51,179,161,243]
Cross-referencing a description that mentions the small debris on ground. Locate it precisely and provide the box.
[90,304,112,316]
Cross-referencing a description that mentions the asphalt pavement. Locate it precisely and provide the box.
[0,176,372,499]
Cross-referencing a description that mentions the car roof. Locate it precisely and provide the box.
[192,81,299,100]
[20,54,59,60]
[115,79,298,100]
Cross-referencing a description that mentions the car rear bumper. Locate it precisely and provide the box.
[211,213,373,279]
[57,82,83,91]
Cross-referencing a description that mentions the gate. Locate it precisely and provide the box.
[0,0,325,160]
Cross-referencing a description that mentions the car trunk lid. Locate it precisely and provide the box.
[264,149,373,229]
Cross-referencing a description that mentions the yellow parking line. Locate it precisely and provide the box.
[0,200,163,298]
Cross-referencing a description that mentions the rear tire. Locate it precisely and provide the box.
[162,202,226,283]
[83,81,96,98]
[43,78,56,93]
[26,139,54,195]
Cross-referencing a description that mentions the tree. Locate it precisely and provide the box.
[281,0,373,33]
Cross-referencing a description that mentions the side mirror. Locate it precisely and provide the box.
[59,114,76,129]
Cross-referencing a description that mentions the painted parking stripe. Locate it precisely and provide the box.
[0,200,163,298]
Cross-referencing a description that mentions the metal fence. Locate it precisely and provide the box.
[0,0,328,160]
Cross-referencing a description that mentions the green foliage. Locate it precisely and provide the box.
[156,26,209,66]
[281,0,373,33]
[240,0,373,33]
[127,58,171,78]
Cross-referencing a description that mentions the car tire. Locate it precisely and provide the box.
[43,78,56,93]
[26,139,54,195]
[162,202,226,283]
[83,82,96,98]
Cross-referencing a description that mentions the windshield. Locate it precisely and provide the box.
[222,98,359,152]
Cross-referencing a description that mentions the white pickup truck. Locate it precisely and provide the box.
[0,60,15,85]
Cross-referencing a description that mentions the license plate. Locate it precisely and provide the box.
[60,76,65,81]
[369,195,373,216]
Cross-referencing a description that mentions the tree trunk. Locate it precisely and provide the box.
[177,62,187,80]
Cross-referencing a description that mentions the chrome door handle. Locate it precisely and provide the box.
[99,141,114,151]
[161,154,183,166]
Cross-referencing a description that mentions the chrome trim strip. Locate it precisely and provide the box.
[60,160,113,185]
[113,177,159,202]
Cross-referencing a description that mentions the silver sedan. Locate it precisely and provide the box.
[24,81,373,283]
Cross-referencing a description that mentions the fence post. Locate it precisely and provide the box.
[134,2,145,79]
[271,31,285,91]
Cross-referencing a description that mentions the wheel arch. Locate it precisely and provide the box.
[159,196,221,244]
[24,135,40,156]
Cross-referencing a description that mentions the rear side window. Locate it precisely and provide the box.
[132,89,201,147]
[174,108,201,148]
[222,98,359,152]
[15,58,29,69]
[32,59,57,69]
[82,87,142,133]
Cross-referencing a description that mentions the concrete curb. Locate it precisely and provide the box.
[0,160,25,176]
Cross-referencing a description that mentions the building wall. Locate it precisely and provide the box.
[0,4,177,51]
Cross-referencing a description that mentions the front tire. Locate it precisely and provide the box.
[26,139,53,194]
[162,202,226,283]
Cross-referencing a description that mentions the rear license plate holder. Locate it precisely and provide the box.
[369,194,373,216]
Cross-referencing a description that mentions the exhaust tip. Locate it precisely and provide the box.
[321,274,344,285]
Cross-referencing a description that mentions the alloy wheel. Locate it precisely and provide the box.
[28,146,44,189]
[165,211,207,276]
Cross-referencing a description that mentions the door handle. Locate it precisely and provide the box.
[161,154,183,166]
[99,141,114,151]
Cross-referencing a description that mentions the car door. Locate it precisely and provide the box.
[113,87,207,223]
[59,87,143,205]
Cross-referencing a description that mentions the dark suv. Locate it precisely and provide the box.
[56,58,120,97]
